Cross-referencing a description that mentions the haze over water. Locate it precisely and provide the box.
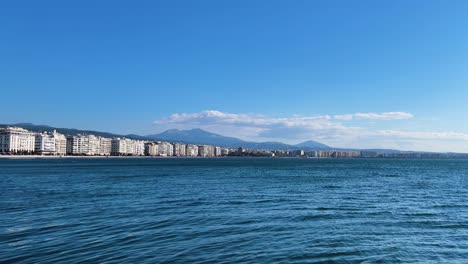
[2,158,468,263]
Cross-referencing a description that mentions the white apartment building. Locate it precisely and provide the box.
[172,143,186,156]
[157,142,173,156]
[51,130,67,155]
[133,140,145,156]
[99,137,112,156]
[221,148,230,156]
[214,146,222,156]
[112,138,130,155]
[185,144,199,157]
[198,145,213,157]
[145,142,159,156]
[67,134,101,155]
[111,138,144,156]
[35,133,56,155]
[0,127,36,154]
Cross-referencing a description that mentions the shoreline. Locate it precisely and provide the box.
[0,155,227,159]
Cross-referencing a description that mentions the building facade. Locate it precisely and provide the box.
[99,137,112,156]
[111,138,144,156]
[185,144,198,157]
[214,146,222,156]
[221,148,230,156]
[133,140,145,156]
[0,127,36,154]
[145,142,159,156]
[111,138,130,156]
[35,133,56,155]
[67,134,101,155]
[52,130,67,155]
[198,145,213,157]
[156,142,173,156]
[172,143,186,156]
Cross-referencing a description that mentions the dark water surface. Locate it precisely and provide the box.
[2,158,468,263]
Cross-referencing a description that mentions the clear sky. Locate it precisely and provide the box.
[2,0,468,152]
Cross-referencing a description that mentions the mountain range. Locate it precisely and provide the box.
[1,123,331,150]
[146,128,331,150]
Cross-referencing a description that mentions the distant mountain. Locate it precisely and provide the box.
[147,128,248,147]
[243,141,295,150]
[295,140,331,150]
[147,128,331,150]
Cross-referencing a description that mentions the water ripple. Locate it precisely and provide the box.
[2,158,468,263]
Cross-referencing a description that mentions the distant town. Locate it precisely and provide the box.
[1,126,468,159]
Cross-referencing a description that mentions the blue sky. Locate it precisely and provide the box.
[2,1,468,151]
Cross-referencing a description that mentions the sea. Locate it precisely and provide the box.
[2,157,468,263]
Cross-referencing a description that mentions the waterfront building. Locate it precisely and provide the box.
[145,142,159,156]
[214,146,222,156]
[0,127,36,154]
[209,146,215,157]
[110,138,144,156]
[89,136,100,155]
[311,150,360,158]
[99,137,112,156]
[198,145,212,157]
[34,130,67,156]
[51,130,67,155]
[221,148,230,156]
[185,144,199,157]
[172,143,186,156]
[111,138,132,156]
[290,150,305,157]
[272,150,289,157]
[133,140,145,156]
[125,139,134,155]
[313,150,330,158]
[157,141,173,156]
[361,151,378,158]
[35,132,56,155]
[111,138,125,155]
[67,134,101,155]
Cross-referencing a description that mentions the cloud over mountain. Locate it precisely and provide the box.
[153,110,468,152]
[154,110,353,141]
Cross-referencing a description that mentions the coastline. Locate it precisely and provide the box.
[0,155,216,159]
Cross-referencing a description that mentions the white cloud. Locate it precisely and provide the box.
[153,110,468,152]
[334,114,354,120]
[375,130,468,141]
[155,110,333,127]
[334,112,414,120]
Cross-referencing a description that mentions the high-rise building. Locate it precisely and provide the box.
[111,138,144,156]
[214,146,222,156]
[99,137,112,156]
[198,145,213,157]
[185,144,199,157]
[67,134,101,155]
[157,142,173,156]
[111,138,130,156]
[0,127,35,154]
[145,142,159,156]
[51,130,67,155]
[221,148,230,156]
[35,132,56,155]
[133,140,145,156]
[172,143,186,156]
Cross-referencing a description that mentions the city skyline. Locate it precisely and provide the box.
[2,1,468,152]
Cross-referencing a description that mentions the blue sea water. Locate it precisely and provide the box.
[2,157,468,263]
